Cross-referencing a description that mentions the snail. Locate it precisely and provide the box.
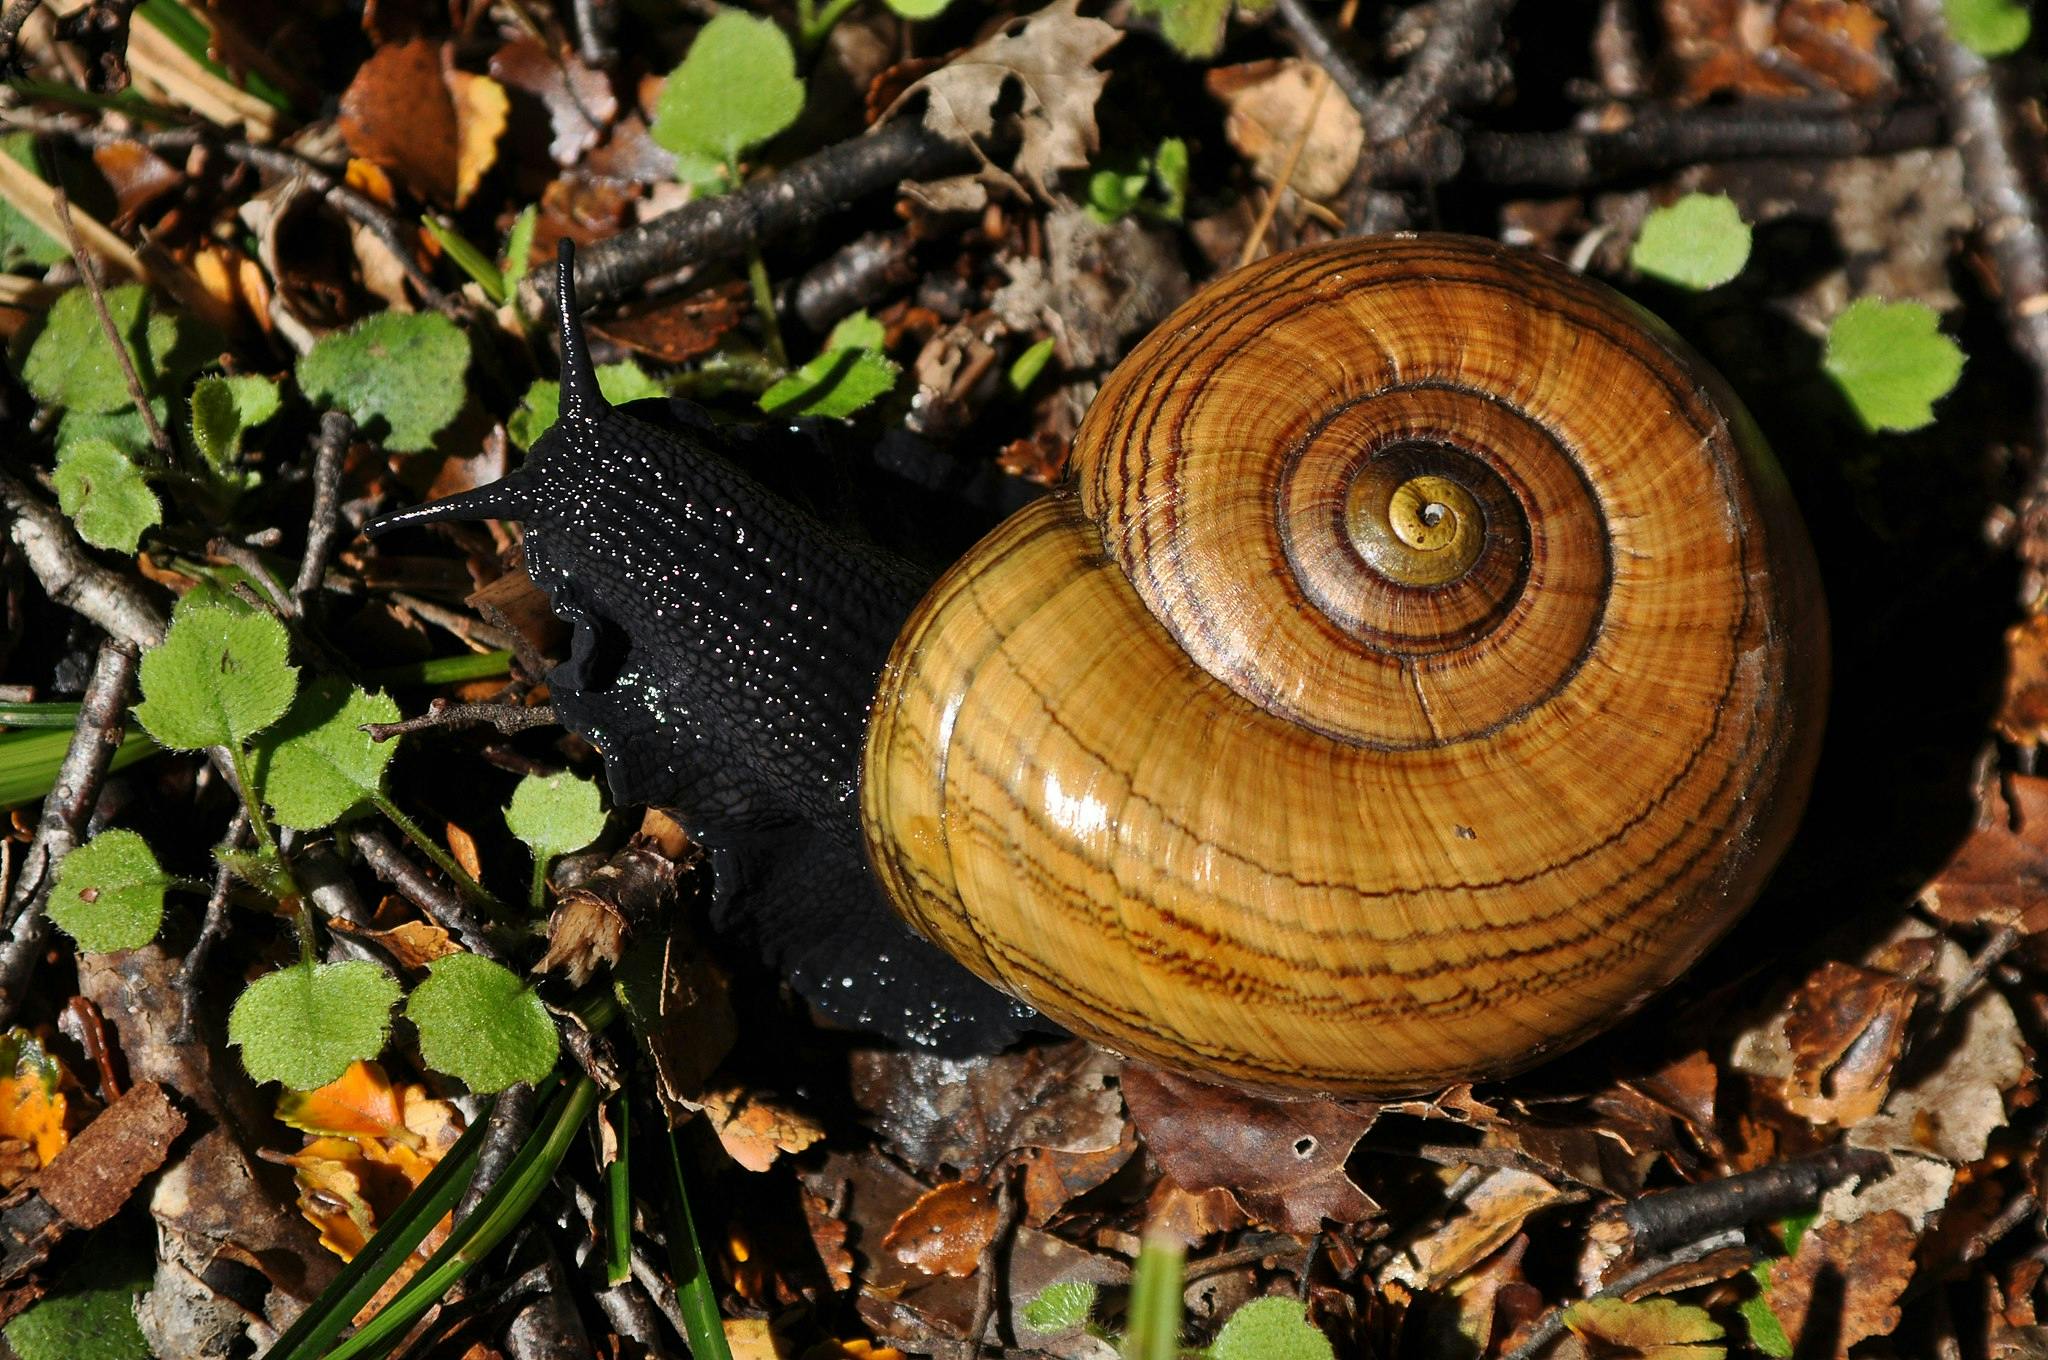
[371,234,1826,1095]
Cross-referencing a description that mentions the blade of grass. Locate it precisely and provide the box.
[364,650,513,688]
[1122,1235,1185,1360]
[605,1091,632,1286]
[0,701,85,729]
[135,0,295,112]
[661,1123,735,1360]
[265,1092,498,1360]
[0,727,155,809]
[423,216,509,306]
[323,1073,600,1360]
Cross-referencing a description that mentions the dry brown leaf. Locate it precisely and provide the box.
[1120,1064,1378,1233]
[446,820,484,880]
[1385,1168,1576,1291]
[1922,773,2048,934]
[1016,1120,1140,1227]
[851,1041,1126,1174]
[699,1084,825,1173]
[802,1188,855,1292]
[1206,59,1364,200]
[882,1179,999,1278]
[1760,1211,1916,1359]
[1780,961,1920,1125]
[489,37,618,167]
[89,139,180,232]
[339,39,505,208]
[1660,0,1890,103]
[1561,1295,1726,1358]
[328,916,459,970]
[588,284,749,365]
[889,0,1119,197]
[1142,1174,1251,1245]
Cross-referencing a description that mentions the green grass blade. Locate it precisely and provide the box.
[135,0,295,112]
[363,650,513,688]
[265,1094,496,1360]
[661,1124,735,1360]
[423,217,509,305]
[1122,1236,1185,1360]
[0,701,86,729]
[324,1074,599,1360]
[0,728,156,809]
[605,1093,632,1286]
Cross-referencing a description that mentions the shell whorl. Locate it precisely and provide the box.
[862,234,1826,1094]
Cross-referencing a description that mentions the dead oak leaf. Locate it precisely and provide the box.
[888,0,1119,197]
[339,38,507,208]
[1759,1211,1915,1359]
[1384,1168,1575,1291]
[1120,1064,1378,1233]
[489,37,618,167]
[1206,59,1364,200]
[882,1179,999,1278]
[1921,772,2048,934]
[850,1041,1125,1174]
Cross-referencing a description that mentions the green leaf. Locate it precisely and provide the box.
[1564,1297,1725,1357]
[506,770,608,861]
[1132,0,1234,57]
[1020,1280,1097,1334]
[1153,136,1189,222]
[47,828,182,953]
[1211,1297,1337,1360]
[23,284,151,415]
[51,437,160,553]
[1630,192,1752,290]
[1823,297,1966,432]
[188,373,281,472]
[1946,0,2030,55]
[1008,336,1057,393]
[507,361,667,449]
[252,678,401,831]
[1739,1280,1794,1359]
[825,309,885,352]
[1088,164,1149,223]
[229,960,401,1090]
[134,603,298,751]
[406,952,560,1092]
[296,311,470,452]
[650,12,804,172]
[3,1231,152,1360]
[886,0,953,15]
[759,345,899,419]
[502,203,539,298]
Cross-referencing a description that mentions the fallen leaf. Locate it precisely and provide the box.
[326,916,460,970]
[1660,0,1891,103]
[489,37,618,166]
[588,284,749,364]
[0,1030,77,1174]
[1384,1169,1576,1291]
[1780,961,1921,1124]
[1921,773,2048,934]
[888,0,1120,196]
[699,1084,825,1173]
[851,1042,1127,1174]
[1758,1211,1915,1359]
[1562,1295,1725,1357]
[339,39,507,208]
[1120,1065,1378,1232]
[1206,59,1364,200]
[882,1179,999,1278]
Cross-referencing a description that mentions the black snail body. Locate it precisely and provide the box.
[373,237,1826,1093]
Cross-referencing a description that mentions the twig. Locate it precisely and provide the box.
[1273,0,1373,115]
[1940,921,2021,1016]
[962,1167,1020,1358]
[1611,1146,1891,1258]
[389,591,523,654]
[1501,1228,1750,1360]
[363,699,559,743]
[209,538,293,615]
[568,0,619,68]
[0,638,139,1025]
[457,1082,538,1222]
[545,119,975,309]
[176,810,246,1041]
[0,0,40,71]
[0,468,167,645]
[292,410,353,614]
[51,188,171,459]
[347,823,507,963]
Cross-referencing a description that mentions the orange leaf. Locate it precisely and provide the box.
[278,1060,407,1142]
[0,1029,76,1169]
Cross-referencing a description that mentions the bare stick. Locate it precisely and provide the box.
[293,410,354,613]
[0,469,167,645]
[0,0,40,69]
[176,811,246,1041]
[347,823,507,963]
[51,188,170,458]
[1611,1146,1890,1257]
[363,699,559,743]
[0,638,139,1024]
[1273,0,1373,115]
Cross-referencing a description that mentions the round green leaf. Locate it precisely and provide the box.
[3,1235,152,1360]
[1823,296,1966,432]
[505,771,607,860]
[51,438,161,553]
[651,12,804,169]
[1630,192,1753,290]
[295,311,470,453]
[885,0,953,18]
[253,679,401,831]
[47,829,177,953]
[229,960,400,1090]
[1211,1297,1337,1360]
[134,603,298,751]
[1946,0,2030,56]
[23,285,148,416]
[507,362,667,450]
[406,952,559,1092]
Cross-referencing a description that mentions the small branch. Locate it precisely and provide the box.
[208,538,293,616]
[1273,0,1373,116]
[176,811,246,1041]
[292,411,354,614]
[347,823,507,963]
[545,119,975,309]
[53,0,142,94]
[1612,1146,1891,1258]
[1364,0,1515,148]
[0,638,139,1025]
[960,1167,1020,1359]
[457,1083,537,1223]
[52,188,171,459]
[389,592,523,654]
[0,0,41,72]
[0,469,167,647]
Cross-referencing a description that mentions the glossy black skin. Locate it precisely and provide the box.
[368,242,1044,1052]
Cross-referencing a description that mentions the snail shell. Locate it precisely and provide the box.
[862,234,1827,1095]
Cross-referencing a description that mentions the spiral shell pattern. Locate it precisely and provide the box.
[862,235,1826,1094]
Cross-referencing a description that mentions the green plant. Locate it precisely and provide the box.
[1823,297,1966,432]
[1631,192,1752,290]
